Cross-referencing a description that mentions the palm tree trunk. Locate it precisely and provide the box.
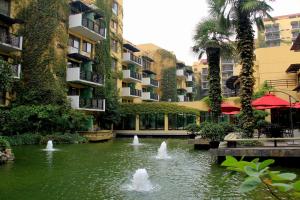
[207,47,222,123]
[236,0,255,137]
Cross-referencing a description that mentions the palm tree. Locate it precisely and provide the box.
[193,17,234,122]
[209,0,273,137]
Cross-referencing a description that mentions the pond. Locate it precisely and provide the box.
[0,138,297,200]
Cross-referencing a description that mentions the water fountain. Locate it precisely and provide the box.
[127,168,154,192]
[156,141,171,159]
[132,135,141,146]
[43,140,56,151]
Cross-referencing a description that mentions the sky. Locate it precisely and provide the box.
[123,0,300,65]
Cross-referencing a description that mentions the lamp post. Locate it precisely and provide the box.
[269,90,298,136]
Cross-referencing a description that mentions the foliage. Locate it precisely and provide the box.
[0,105,89,135]
[0,137,10,149]
[198,122,226,141]
[120,102,200,116]
[253,81,273,99]
[222,156,300,199]
[94,0,121,128]
[15,0,69,105]
[3,133,87,146]
[219,122,236,134]
[238,140,263,147]
[0,59,14,91]
[212,0,273,137]
[186,124,201,135]
[160,67,178,102]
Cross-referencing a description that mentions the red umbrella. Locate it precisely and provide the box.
[252,94,290,109]
[293,102,300,109]
[208,102,240,114]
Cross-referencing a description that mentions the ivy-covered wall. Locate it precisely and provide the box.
[15,0,69,105]
[160,67,178,102]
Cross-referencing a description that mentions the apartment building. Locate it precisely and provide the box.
[0,0,22,106]
[67,0,106,112]
[176,62,195,102]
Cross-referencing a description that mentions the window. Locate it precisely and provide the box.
[202,82,208,89]
[67,61,80,68]
[111,20,118,30]
[291,21,300,29]
[112,1,118,15]
[0,0,10,16]
[168,114,196,130]
[292,32,299,40]
[266,40,280,47]
[202,68,208,74]
[222,65,233,72]
[115,114,136,130]
[140,113,164,130]
[201,75,208,81]
[111,39,118,53]
[0,90,5,105]
[111,57,117,71]
[265,32,280,41]
[68,35,80,49]
[82,41,92,53]
[265,24,279,33]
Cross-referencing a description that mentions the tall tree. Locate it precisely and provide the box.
[193,17,234,122]
[212,0,273,136]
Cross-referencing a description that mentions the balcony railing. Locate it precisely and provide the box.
[178,95,189,102]
[150,93,159,101]
[130,88,142,97]
[150,78,158,87]
[265,35,281,41]
[265,27,279,33]
[266,79,297,88]
[123,52,142,66]
[67,67,104,86]
[69,13,106,41]
[0,32,22,50]
[122,87,142,97]
[0,7,9,16]
[123,70,142,82]
[79,98,105,110]
[142,92,159,101]
[68,95,105,111]
[82,17,106,38]
[80,71,104,85]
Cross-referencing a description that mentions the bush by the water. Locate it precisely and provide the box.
[3,133,87,146]
[197,122,227,141]
[0,105,89,135]
[0,137,10,150]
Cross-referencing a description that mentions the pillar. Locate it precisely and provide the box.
[164,114,168,132]
[196,116,200,125]
[265,109,271,122]
[135,114,140,131]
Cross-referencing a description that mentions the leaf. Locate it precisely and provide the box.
[258,159,274,170]
[244,166,260,177]
[239,176,261,193]
[275,173,297,181]
[251,158,259,163]
[293,180,300,192]
[221,156,238,167]
[271,183,293,192]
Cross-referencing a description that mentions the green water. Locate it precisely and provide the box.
[0,138,296,200]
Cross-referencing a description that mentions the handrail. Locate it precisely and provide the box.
[0,32,21,48]
[82,17,105,37]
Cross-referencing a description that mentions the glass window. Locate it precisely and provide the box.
[111,57,117,71]
[112,1,118,15]
[202,68,208,74]
[111,39,118,53]
[0,0,10,16]
[291,21,300,29]
[115,114,135,130]
[168,114,196,130]
[68,35,80,49]
[222,65,233,71]
[111,20,117,30]
[82,41,92,53]
[140,113,164,130]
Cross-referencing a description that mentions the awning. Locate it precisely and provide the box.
[123,43,140,52]
[252,94,290,109]
[286,64,300,73]
[291,33,300,51]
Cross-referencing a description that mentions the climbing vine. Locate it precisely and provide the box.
[93,0,121,128]
[160,67,178,102]
[15,0,69,105]
[0,59,13,91]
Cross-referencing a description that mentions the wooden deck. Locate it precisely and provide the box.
[79,130,113,142]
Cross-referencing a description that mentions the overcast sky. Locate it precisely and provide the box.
[123,0,300,65]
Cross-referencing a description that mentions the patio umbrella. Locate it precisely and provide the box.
[221,102,240,114]
[252,94,290,109]
[293,102,300,109]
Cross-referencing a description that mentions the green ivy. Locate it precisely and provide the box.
[161,67,178,102]
[120,102,200,116]
[15,0,69,105]
[0,59,13,91]
[253,81,273,99]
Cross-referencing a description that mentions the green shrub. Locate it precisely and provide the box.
[1,105,89,135]
[199,122,226,141]
[238,140,263,147]
[186,124,201,134]
[0,137,10,150]
[3,134,42,146]
[219,122,236,134]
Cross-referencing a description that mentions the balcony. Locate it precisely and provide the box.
[266,79,297,88]
[69,13,106,41]
[265,35,281,41]
[12,64,21,79]
[68,96,105,112]
[222,59,234,64]
[178,95,189,102]
[68,46,92,62]
[186,87,195,93]
[123,52,142,67]
[122,70,142,82]
[67,67,104,87]
[142,77,159,87]
[176,69,187,79]
[0,33,22,52]
[142,92,159,101]
[187,74,194,82]
[121,87,142,98]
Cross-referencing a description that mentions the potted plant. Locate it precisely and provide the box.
[199,122,225,148]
